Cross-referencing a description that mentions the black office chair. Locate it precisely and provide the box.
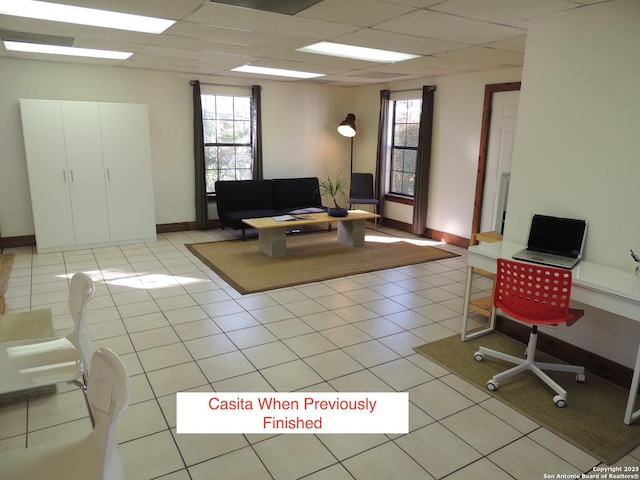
[350,173,379,229]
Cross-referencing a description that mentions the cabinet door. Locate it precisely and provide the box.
[100,103,156,242]
[61,102,110,246]
[19,99,75,251]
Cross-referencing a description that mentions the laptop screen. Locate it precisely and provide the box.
[527,214,588,258]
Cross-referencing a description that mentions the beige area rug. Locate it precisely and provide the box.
[0,308,56,406]
[186,230,458,294]
[414,332,640,464]
[0,253,14,289]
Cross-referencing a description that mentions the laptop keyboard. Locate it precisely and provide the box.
[514,250,577,268]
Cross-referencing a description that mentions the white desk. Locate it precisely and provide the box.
[461,241,640,425]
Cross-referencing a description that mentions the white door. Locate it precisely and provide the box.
[61,102,110,246]
[100,103,156,242]
[480,90,520,233]
[19,99,76,250]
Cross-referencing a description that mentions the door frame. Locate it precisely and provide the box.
[471,81,521,236]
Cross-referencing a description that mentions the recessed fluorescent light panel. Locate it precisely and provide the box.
[231,65,325,79]
[0,0,175,34]
[4,41,132,60]
[298,42,420,63]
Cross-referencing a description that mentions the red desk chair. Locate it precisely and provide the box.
[474,258,586,407]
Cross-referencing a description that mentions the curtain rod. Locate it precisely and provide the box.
[390,85,436,94]
[189,80,253,89]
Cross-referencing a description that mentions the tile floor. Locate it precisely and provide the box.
[1,226,638,479]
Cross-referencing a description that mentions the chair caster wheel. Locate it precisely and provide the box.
[553,395,566,408]
[576,373,586,383]
[474,352,484,362]
[487,380,498,391]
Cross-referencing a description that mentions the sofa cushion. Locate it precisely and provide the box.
[272,177,322,210]
[215,180,274,213]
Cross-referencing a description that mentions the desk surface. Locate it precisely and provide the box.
[468,241,640,320]
[242,210,379,230]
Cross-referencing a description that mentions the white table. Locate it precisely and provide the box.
[461,241,640,425]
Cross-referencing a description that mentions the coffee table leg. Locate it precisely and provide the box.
[259,228,287,257]
[337,219,366,246]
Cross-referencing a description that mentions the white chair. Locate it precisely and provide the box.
[0,347,130,480]
[0,272,95,423]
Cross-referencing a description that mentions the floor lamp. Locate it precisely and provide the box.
[338,113,356,176]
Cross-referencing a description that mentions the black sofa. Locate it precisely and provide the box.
[215,177,325,239]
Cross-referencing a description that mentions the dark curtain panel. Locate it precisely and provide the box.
[412,86,436,235]
[375,90,391,219]
[191,80,208,229]
[251,85,264,180]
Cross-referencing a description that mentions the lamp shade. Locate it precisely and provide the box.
[337,113,356,137]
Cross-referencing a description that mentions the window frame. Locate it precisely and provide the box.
[387,98,421,200]
[201,93,254,194]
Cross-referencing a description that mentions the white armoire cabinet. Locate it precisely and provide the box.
[19,99,157,253]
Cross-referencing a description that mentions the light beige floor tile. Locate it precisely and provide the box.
[305,349,365,380]
[343,340,401,367]
[260,360,324,392]
[283,299,327,317]
[301,311,349,330]
[408,380,474,420]
[249,304,297,323]
[488,437,579,478]
[352,317,404,337]
[318,433,388,460]
[329,370,395,393]
[0,435,26,454]
[253,434,336,480]
[342,441,434,480]
[528,428,599,471]
[226,324,278,349]
[242,341,298,369]
[210,310,260,331]
[146,363,209,397]
[27,417,90,448]
[198,350,256,383]
[172,430,248,467]
[410,322,457,343]
[164,305,210,325]
[396,422,482,478]
[370,358,434,391]
[319,324,372,348]
[213,372,275,393]
[440,405,522,455]
[155,294,198,311]
[120,430,185,480]
[303,464,354,480]
[264,317,314,339]
[138,342,192,372]
[184,332,237,359]
[283,332,339,358]
[189,445,272,480]
[445,458,515,480]
[27,389,89,431]
[130,325,181,351]
[117,399,168,443]
[480,397,539,434]
[0,403,27,440]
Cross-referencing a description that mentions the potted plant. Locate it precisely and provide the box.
[319,167,349,217]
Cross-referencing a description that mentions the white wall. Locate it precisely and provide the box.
[504,0,640,367]
[351,68,522,235]
[0,58,353,236]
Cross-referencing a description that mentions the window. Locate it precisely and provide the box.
[202,94,253,193]
[389,99,421,197]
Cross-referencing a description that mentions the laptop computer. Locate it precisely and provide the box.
[512,214,588,269]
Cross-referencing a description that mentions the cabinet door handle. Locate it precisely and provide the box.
[63,170,67,182]
[70,170,74,182]
[107,168,110,181]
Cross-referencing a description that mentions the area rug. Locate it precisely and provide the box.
[414,332,640,464]
[0,253,14,291]
[0,308,57,407]
[186,230,458,294]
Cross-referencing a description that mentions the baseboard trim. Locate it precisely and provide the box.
[495,316,632,389]
[0,235,36,249]
[424,228,468,248]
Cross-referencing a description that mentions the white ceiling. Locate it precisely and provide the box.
[0,0,611,86]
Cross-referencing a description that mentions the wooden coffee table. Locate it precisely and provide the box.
[242,209,380,257]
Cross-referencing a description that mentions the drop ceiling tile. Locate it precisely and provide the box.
[484,35,527,54]
[333,28,467,56]
[374,9,526,44]
[436,46,525,65]
[185,2,357,39]
[47,0,204,19]
[297,0,415,27]
[430,0,581,29]
[152,35,285,58]
[166,22,315,49]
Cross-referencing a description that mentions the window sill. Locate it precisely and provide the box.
[385,193,414,206]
